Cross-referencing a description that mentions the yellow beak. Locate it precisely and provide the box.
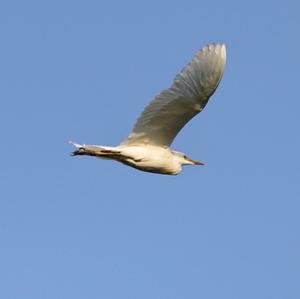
[185,157,205,165]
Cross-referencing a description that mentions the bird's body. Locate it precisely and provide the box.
[71,43,226,175]
[71,143,202,175]
[113,145,182,175]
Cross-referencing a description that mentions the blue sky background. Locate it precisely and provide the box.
[1,0,299,298]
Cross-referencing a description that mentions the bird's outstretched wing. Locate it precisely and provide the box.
[122,43,226,147]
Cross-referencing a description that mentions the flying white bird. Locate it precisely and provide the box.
[70,43,226,175]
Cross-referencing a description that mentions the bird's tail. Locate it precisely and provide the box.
[69,141,121,158]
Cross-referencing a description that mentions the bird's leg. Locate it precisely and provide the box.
[71,146,104,157]
[69,141,121,158]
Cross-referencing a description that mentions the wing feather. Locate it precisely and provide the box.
[122,43,226,147]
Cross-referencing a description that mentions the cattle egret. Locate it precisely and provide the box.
[70,43,226,175]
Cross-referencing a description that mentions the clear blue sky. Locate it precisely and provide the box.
[1,0,299,298]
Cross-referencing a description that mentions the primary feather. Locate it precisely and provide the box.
[122,43,226,147]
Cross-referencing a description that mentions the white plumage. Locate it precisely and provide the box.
[70,43,226,175]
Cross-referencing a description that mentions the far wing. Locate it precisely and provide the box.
[122,43,226,147]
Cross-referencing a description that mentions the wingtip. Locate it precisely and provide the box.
[220,43,226,62]
[212,43,227,62]
[200,43,226,57]
[212,43,226,54]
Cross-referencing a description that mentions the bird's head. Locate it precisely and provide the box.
[172,151,205,166]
